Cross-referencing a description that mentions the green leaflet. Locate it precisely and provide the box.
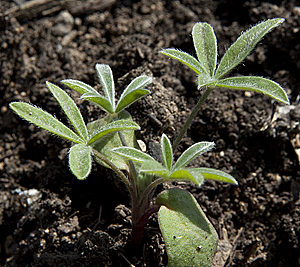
[157,188,218,267]
[61,78,113,113]
[160,48,209,76]
[115,76,152,113]
[63,66,152,115]
[89,110,141,171]
[81,93,114,114]
[61,79,98,95]
[140,160,169,177]
[172,142,215,172]
[9,102,83,144]
[215,18,285,79]
[69,144,92,180]
[112,147,156,163]
[216,76,289,104]
[193,167,238,185]
[169,169,204,187]
[46,82,88,142]
[192,22,217,76]
[161,134,173,171]
[95,64,115,112]
[87,119,140,145]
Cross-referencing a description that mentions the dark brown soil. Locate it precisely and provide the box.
[1,0,300,266]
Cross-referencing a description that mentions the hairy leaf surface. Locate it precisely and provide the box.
[161,134,173,171]
[89,111,140,170]
[192,22,217,76]
[112,147,156,163]
[215,18,284,79]
[193,167,238,184]
[172,142,214,171]
[169,169,204,186]
[88,119,140,145]
[139,160,169,177]
[81,93,113,114]
[157,188,218,267]
[61,79,98,95]
[115,76,152,113]
[95,64,115,112]
[216,76,289,104]
[69,144,92,180]
[160,49,208,76]
[46,82,88,142]
[9,102,83,143]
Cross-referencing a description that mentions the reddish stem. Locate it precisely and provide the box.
[130,204,160,248]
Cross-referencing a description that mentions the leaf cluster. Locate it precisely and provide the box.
[161,18,289,104]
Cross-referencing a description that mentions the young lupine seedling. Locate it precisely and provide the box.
[9,18,289,267]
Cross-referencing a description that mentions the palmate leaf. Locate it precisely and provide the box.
[215,18,285,79]
[156,188,218,267]
[95,64,115,112]
[216,76,289,104]
[115,76,152,113]
[192,22,217,77]
[172,142,215,172]
[46,82,88,142]
[9,102,83,143]
[161,134,173,171]
[69,144,92,180]
[87,119,140,145]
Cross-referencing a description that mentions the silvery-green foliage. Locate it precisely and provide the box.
[112,134,237,186]
[161,18,289,104]
[9,79,141,180]
[62,64,152,114]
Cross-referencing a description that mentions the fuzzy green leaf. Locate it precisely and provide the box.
[156,188,218,267]
[89,111,140,170]
[115,76,152,113]
[61,79,98,95]
[46,82,88,142]
[160,48,209,76]
[112,147,156,163]
[192,22,217,76]
[81,93,114,114]
[216,76,289,104]
[95,64,115,112]
[215,18,285,79]
[169,169,204,186]
[139,160,169,177]
[193,167,238,184]
[69,144,92,180]
[172,142,215,171]
[87,119,140,145]
[9,102,83,143]
[161,134,173,171]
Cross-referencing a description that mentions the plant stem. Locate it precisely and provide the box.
[92,148,135,197]
[138,178,165,207]
[172,87,214,151]
[130,204,160,248]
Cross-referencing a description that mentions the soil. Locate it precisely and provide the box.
[1,0,300,266]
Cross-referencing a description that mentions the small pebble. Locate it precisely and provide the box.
[244,91,252,97]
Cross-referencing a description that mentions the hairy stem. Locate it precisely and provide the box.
[172,87,214,151]
[130,204,160,248]
[138,178,165,207]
